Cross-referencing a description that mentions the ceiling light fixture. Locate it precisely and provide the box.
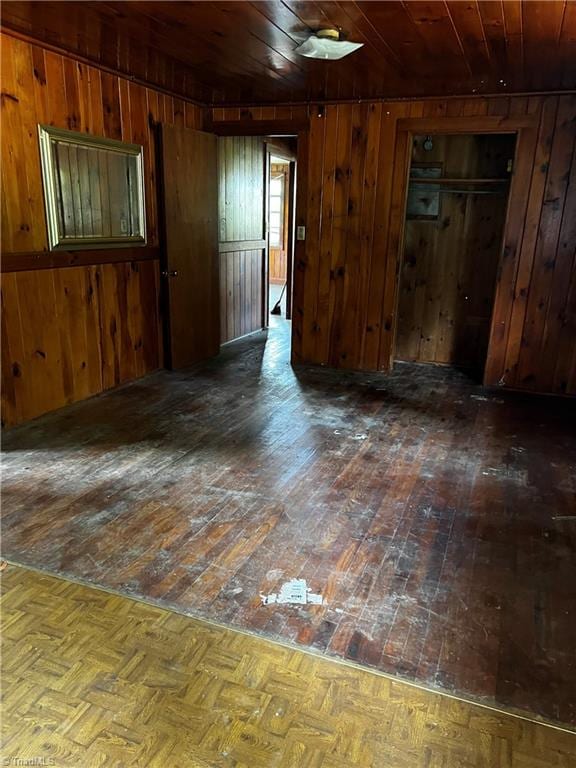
[295,28,364,61]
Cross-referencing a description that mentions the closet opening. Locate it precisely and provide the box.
[395,132,517,380]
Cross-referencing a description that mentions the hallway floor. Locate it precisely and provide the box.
[2,321,575,727]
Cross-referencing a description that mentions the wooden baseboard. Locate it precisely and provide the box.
[2,246,160,272]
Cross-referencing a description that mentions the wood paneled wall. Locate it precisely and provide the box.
[1,32,204,426]
[1,32,203,254]
[1,261,160,427]
[213,97,576,396]
[218,136,266,343]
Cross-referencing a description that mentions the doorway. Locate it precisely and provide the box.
[268,156,290,317]
[265,139,297,328]
[160,119,307,370]
[395,132,517,379]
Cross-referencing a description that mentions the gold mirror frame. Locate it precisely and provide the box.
[38,125,147,250]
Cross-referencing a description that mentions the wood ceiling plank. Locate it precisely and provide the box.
[501,0,523,90]
[522,0,567,90]
[101,2,294,100]
[446,1,492,82]
[355,0,433,77]
[214,1,306,68]
[159,2,304,86]
[0,1,571,104]
[477,0,509,84]
[402,1,471,79]
[558,1,576,90]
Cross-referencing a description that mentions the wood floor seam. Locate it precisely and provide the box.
[4,557,574,738]
[2,564,575,768]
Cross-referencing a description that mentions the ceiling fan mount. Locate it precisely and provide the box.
[295,28,364,60]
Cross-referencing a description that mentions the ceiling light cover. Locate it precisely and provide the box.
[295,32,364,61]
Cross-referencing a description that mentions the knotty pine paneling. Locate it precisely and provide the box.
[212,97,576,396]
[0,33,203,426]
[1,260,161,427]
[1,32,203,253]
[397,190,508,373]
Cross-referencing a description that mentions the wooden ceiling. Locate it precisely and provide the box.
[2,1,575,105]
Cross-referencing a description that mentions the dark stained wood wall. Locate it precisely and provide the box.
[213,97,576,396]
[218,136,266,343]
[396,133,515,373]
[1,32,204,427]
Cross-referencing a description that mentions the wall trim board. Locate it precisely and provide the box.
[213,94,576,111]
[2,247,160,273]
[210,92,576,110]
[219,240,267,254]
[396,116,540,132]
[208,120,308,136]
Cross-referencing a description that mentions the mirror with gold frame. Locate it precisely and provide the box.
[38,125,146,250]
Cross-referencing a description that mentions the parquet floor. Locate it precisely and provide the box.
[2,317,576,726]
[2,564,575,768]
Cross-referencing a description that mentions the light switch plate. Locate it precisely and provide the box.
[297,226,306,241]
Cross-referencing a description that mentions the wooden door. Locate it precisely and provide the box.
[161,125,219,369]
[218,137,267,343]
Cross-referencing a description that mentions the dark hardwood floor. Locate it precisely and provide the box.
[2,317,576,726]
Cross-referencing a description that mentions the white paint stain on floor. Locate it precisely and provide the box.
[261,578,324,606]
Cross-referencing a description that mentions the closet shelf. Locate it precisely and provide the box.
[408,177,509,185]
[410,176,510,184]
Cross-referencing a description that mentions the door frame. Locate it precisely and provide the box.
[386,115,539,386]
[263,145,270,325]
[208,118,309,360]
